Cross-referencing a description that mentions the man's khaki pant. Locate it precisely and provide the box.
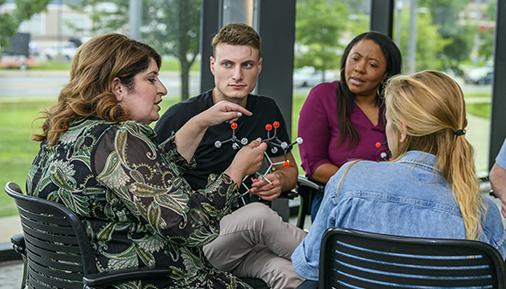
[203,202,307,289]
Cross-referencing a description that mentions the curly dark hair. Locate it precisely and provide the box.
[34,33,161,145]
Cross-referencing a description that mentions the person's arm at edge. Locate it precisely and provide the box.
[490,139,506,218]
[490,163,506,218]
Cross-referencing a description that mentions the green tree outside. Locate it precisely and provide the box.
[397,8,449,71]
[418,0,475,75]
[68,0,201,100]
[143,0,201,100]
[0,0,50,52]
[478,1,496,65]
[295,0,348,81]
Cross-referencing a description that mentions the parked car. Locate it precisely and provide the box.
[477,71,494,85]
[293,66,337,87]
[463,67,493,85]
[43,42,79,61]
[0,53,35,70]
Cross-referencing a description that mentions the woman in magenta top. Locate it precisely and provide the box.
[298,31,402,220]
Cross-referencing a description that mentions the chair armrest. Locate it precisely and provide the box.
[10,233,25,256]
[294,176,325,229]
[83,268,172,287]
[297,176,324,191]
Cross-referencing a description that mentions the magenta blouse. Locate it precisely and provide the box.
[298,81,389,177]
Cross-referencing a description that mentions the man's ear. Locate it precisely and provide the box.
[258,57,263,74]
[210,56,216,75]
[111,77,124,101]
[399,121,408,143]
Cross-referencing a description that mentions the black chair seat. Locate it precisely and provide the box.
[316,228,506,289]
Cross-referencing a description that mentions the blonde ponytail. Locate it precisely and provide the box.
[437,130,483,239]
[384,70,483,239]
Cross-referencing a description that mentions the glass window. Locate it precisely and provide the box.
[0,0,200,243]
[293,0,371,170]
[393,0,496,175]
[222,0,256,26]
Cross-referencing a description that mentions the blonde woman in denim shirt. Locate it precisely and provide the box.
[292,70,506,281]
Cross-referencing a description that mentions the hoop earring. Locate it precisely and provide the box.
[376,81,385,97]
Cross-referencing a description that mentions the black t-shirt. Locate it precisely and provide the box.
[155,90,291,204]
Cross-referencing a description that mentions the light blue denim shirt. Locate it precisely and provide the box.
[292,150,506,281]
[496,139,506,169]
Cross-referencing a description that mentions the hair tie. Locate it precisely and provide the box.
[454,129,466,136]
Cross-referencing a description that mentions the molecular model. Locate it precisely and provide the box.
[214,122,248,150]
[374,141,390,161]
[214,121,303,197]
[261,121,303,169]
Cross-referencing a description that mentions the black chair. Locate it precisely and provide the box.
[5,181,269,289]
[295,176,324,229]
[307,227,506,289]
[4,182,184,288]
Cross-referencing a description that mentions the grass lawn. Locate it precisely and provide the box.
[467,103,491,119]
[466,91,492,119]
[0,93,488,218]
[0,98,53,217]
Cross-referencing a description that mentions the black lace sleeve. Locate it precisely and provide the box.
[93,121,240,246]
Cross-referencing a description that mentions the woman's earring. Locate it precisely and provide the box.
[377,81,384,97]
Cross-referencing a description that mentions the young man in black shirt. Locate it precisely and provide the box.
[155,23,305,289]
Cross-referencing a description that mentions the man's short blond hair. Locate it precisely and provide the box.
[212,23,261,57]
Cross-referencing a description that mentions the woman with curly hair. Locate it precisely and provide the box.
[27,33,266,289]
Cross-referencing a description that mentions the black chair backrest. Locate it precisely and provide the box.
[5,182,96,289]
[320,228,506,289]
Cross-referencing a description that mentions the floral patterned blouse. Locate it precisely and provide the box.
[26,118,251,289]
